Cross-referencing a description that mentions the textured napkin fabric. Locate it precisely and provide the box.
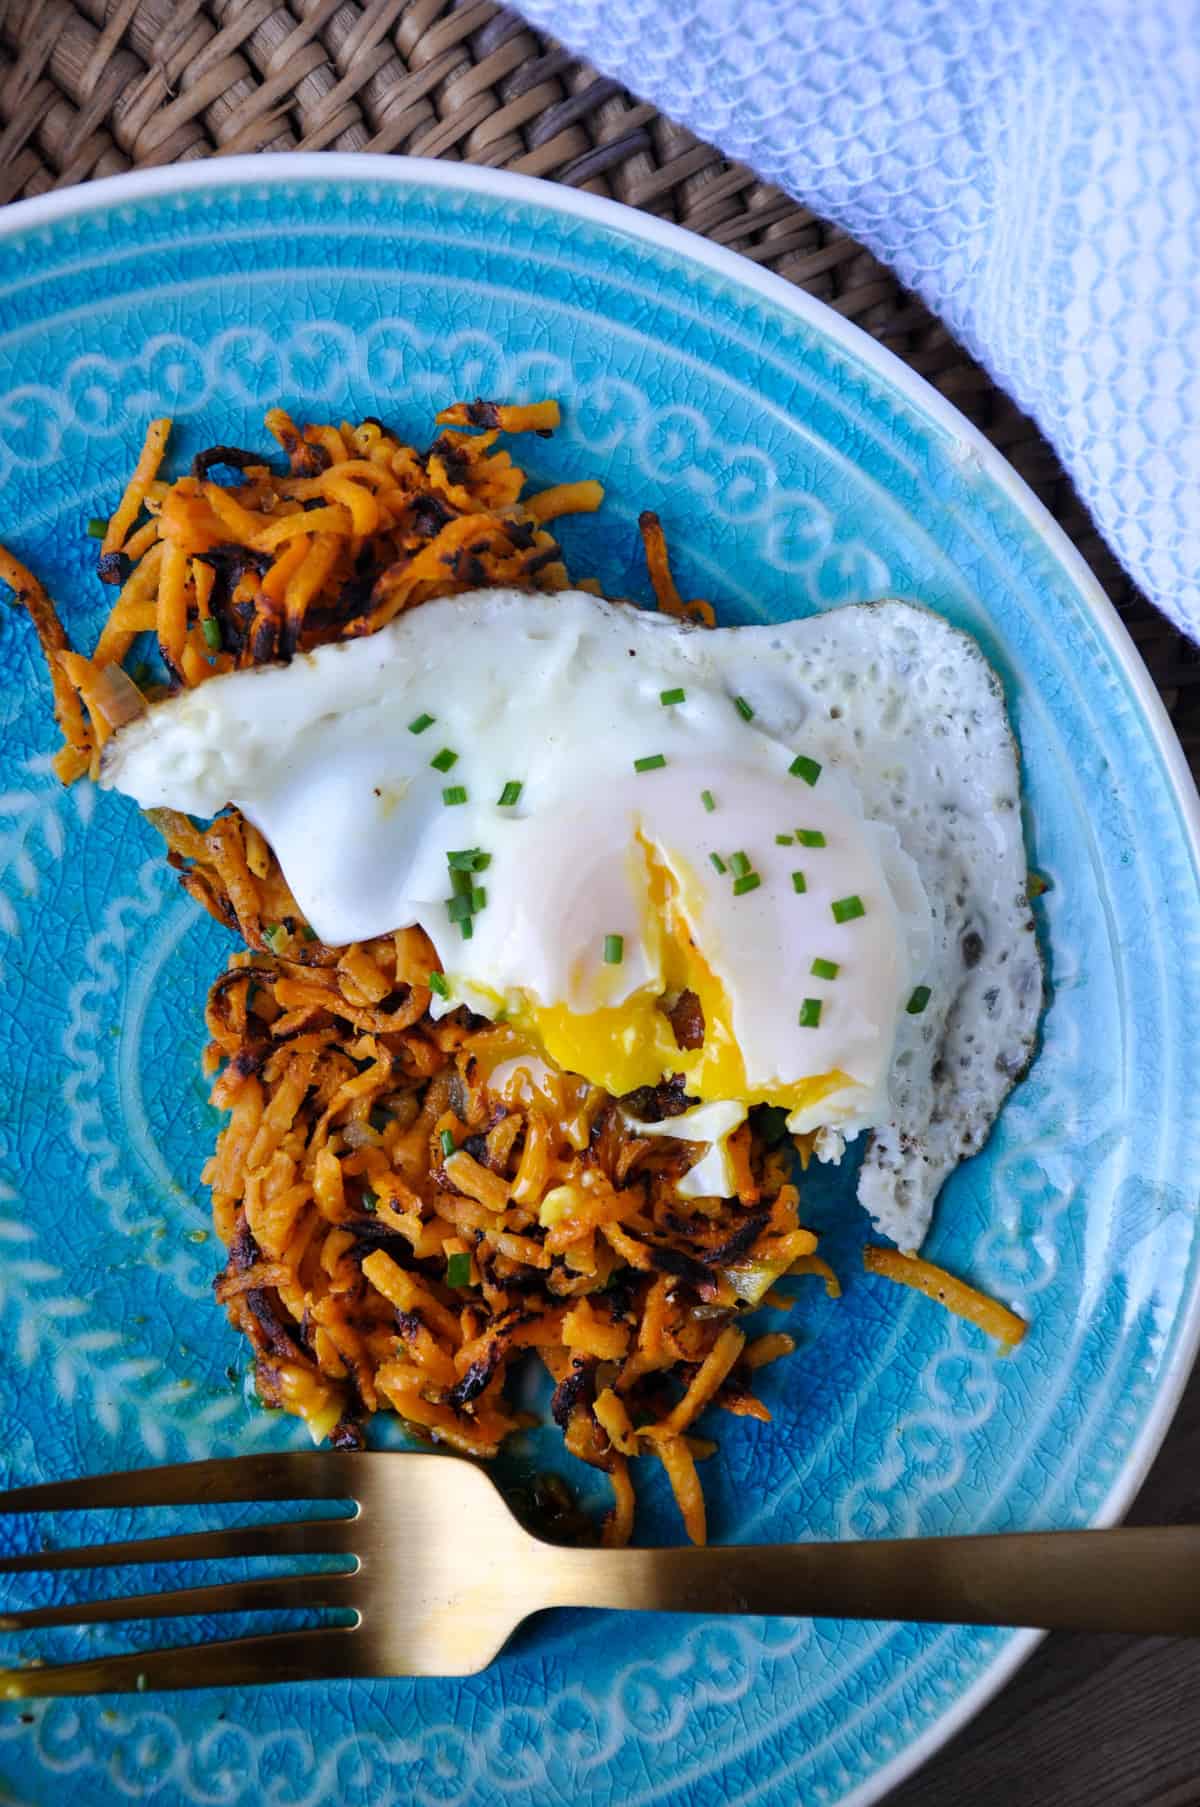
[516,0,1200,638]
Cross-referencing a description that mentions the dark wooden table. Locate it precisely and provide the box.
[886,1357,1200,1806]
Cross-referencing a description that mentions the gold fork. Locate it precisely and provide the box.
[2,1450,1198,1696]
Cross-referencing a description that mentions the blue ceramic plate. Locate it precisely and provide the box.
[1,159,1198,1807]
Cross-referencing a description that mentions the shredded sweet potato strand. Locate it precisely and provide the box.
[788,1253,842,1298]
[638,509,716,628]
[0,547,90,776]
[863,1246,1028,1349]
[102,416,170,556]
[656,1435,707,1545]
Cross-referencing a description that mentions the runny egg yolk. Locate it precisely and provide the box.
[504,833,851,1114]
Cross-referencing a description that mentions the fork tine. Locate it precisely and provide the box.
[0,1626,369,1698]
[0,1568,358,1633]
[0,1452,361,1515]
[0,1516,357,1575]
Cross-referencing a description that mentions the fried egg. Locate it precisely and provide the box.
[102,588,1043,1247]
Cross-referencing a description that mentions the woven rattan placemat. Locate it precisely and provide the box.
[2,0,1196,769]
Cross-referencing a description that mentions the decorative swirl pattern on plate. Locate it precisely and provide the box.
[0,165,1197,1807]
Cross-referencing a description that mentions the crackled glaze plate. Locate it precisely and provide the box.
[1,159,1199,1807]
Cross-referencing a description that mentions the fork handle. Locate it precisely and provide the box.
[546,1525,1200,1636]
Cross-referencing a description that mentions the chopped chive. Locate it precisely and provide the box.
[450,867,473,898]
[446,1251,472,1288]
[603,933,624,965]
[361,1187,379,1213]
[775,833,794,845]
[443,785,468,806]
[447,848,486,871]
[660,687,686,706]
[201,616,221,651]
[733,873,761,896]
[430,747,458,773]
[730,851,751,878]
[447,893,474,922]
[86,516,108,539]
[796,829,827,847]
[832,894,866,924]
[459,915,474,940]
[789,754,822,786]
[700,789,716,813]
[429,972,450,999]
[798,997,823,1029]
[263,922,288,953]
[472,852,492,872]
[734,695,754,721]
[469,887,487,912]
[439,1129,456,1158]
[906,984,932,1015]
[497,780,523,807]
[302,924,318,942]
[408,712,435,734]
[634,753,667,773]
[791,871,807,893]
[810,958,840,980]
[709,852,727,874]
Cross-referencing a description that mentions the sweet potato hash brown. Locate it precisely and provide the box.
[2,402,1024,1544]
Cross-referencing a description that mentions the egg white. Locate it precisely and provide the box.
[102,588,1043,1247]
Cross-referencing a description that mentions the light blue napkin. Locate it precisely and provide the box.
[515,0,1200,638]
